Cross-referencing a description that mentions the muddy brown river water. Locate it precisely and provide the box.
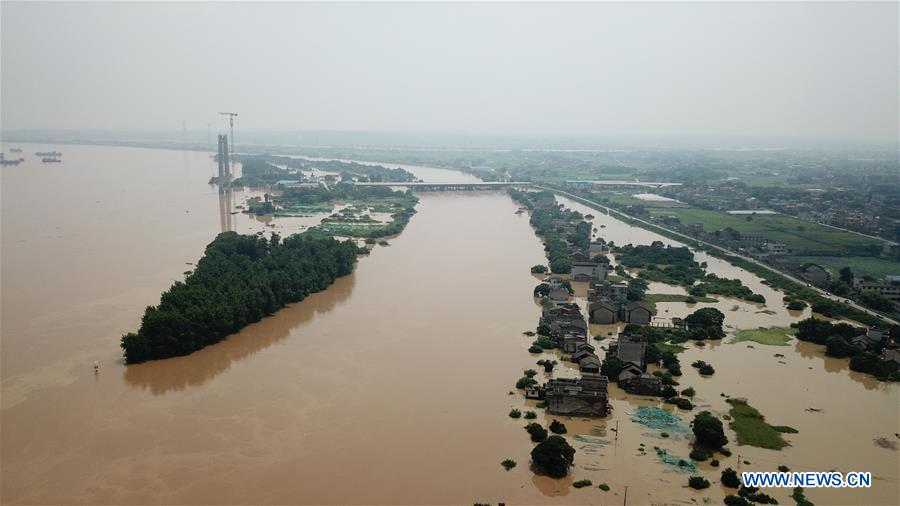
[1,144,897,505]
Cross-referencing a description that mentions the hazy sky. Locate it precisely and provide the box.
[2,1,898,142]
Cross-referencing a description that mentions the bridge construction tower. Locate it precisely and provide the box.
[217,134,231,188]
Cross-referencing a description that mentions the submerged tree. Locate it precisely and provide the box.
[530,435,576,478]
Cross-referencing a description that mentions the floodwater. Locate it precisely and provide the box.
[0,144,897,505]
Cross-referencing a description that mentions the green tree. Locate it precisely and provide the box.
[525,422,548,442]
[692,411,728,449]
[530,435,576,478]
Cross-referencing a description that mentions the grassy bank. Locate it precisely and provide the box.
[732,327,797,346]
[726,399,793,450]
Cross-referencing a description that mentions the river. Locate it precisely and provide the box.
[1,143,897,505]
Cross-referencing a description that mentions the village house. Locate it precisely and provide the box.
[619,373,663,396]
[800,264,830,286]
[579,355,602,373]
[589,242,608,256]
[571,261,608,282]
[545,373,610,417]
[764,242,788,255]
[588,299,618,324]
[588,281,628,302]
[880,349,900,372]
[607,333,648,370]
[619,301,652,324]
[854,276,900,302]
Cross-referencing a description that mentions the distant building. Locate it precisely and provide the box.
[764,242,788,255]
[571,262,606,281]
[800,264,830,286]
[854,277,900,301]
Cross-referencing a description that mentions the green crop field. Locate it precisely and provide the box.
[644,207,883,255]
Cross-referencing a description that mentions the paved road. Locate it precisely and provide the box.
[544,186,898,326]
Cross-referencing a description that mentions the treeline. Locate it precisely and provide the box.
[121,231,361,363]
[258,155,417,183]
[509,189,593,274]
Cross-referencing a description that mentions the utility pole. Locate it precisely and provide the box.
[623,485,628,506]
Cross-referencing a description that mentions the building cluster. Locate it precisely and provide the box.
[587,281,652,325]
[606,332,662,395]
[525,302,611,417]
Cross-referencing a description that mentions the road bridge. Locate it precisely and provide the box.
[352,181,533,191]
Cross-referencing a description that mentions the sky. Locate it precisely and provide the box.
[2,1,898,144]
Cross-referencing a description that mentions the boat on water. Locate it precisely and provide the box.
[9,147,23,153]
[42,157,62,163]
[35,151,62,157]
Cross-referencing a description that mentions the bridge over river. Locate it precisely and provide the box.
[352,181,533,191]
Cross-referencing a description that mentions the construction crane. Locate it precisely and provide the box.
[219,112,238,175]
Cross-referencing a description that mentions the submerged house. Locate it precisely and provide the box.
[589,281,628,302]
[619,301,652,324]
[571,262,607,282]
[619,373,663,395]
[588,299,618,324]
[579,355,602,373]
[545,373,610,417]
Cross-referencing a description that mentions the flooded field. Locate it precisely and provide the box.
[1,145,897,505]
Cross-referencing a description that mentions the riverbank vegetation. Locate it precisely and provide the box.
[509,189,595,274]
[793,317,900,380]
[614,241,765,303]
[233,155,417,187]
[267,185,419,238]
[120,231,360,363]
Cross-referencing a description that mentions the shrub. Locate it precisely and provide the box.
[524,411,537,419]
[549,419,567,434]
[724,495,751,506]
[689,448,710,461]
[516,376,538,389]
[535,401,547,409]
[721,468,741,488]
[508,409,522,419]
[533,336,555,349]
[573,479,592,488]
[501,459,516,471]
[530,435,575,478]
[691,360,716,375]
[710,459,720,467]
[674,397,694,410]
[537,359,557,372]
[778,465,790,472]
[525,422,548,442]
[531,264,548,274]
[528,345,543,354]
[688,476,710,489]
[524,369,538,378]
[681,387,696,397]
[787,300,807,311]
[598,483,610,491]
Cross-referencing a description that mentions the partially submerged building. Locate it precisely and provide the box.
[544,373,610,417]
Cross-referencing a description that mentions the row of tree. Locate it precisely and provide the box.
[121,231,361,363]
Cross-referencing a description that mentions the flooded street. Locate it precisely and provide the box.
[1,145,897,505]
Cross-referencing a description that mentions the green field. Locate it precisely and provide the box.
[792,256,899,279]
[643,207,883,255]
[732,327,796,346]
